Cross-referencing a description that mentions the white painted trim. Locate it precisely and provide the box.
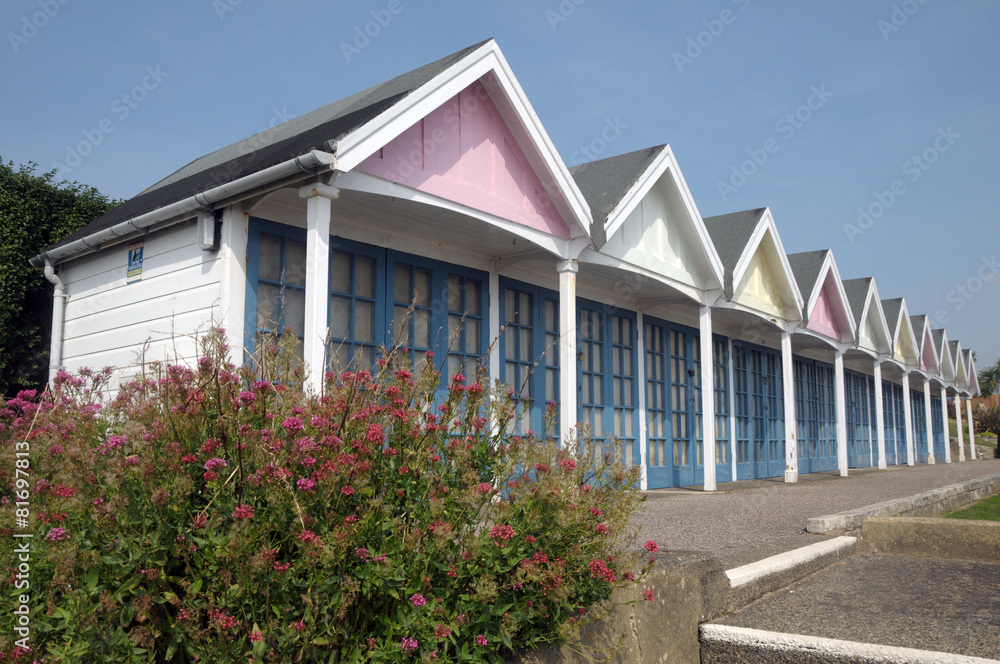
[488,269,500,386]
[955,395,966,462]
[857,280,893,356]
[700,305,716,491]
[874,360,887,470]
[966,398,975,458]
[303,194,332,394]
[781,329,797,483]
[941,387,952,463]
[700,624,999,664]
[923,377,936,464]
[727,335,738,481]
[799,251,857,346]
[636,310,648,490]
[577,247,705,306]
[889,299,920,370]
[217,206,248,362]
[334,170,572,259]
[835,351,849,477]
[725,536,856,587]
[557,260,579,449]
[902,372,915,466]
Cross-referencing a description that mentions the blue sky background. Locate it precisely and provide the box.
[3,0,998,372]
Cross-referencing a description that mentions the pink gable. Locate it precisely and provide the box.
[807,278,842,340]
[356,80,570,239]
[921,329,937,372]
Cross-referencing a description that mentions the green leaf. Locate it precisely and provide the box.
[165,634,182,660]
[312,637,330,645]
[189,578,203,595]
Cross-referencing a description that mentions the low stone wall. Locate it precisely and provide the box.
[860,517,1000,561]
[507,551,729,664]
[806,473,1000,535]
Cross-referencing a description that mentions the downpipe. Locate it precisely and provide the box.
[42,256,66,386]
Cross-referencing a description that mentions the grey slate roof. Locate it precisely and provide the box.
[950,340,962,366]
[702,209,766,274]
[909,315,926,344]
[568,144,665,247]
[881,298,904,337]
[842,277,874,328]
[45,39,491,253]
[932,329,948,361]
[786,250,828,305]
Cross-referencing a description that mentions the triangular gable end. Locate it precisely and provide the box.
[919,324,939,374]
[892,304,919,366]
[965,351,979,394]
[335,40,592,248]
[732,219,803,322]
[356,78,572,240]
[800,254,856,345]
[597,146,723,293]
[952,342,968,388]
[935,330,955,383]
[859,290,892,355]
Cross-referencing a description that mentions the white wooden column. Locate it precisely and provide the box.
[781,329,797,483]
[636,311,648,490]
[941,387,952,463]
[488,271,500,383]
[834,350,849,477]
[727,336,738,480]
[923,378,935,464]
[874,361,887,469]
[218,206,249,362]
[700,306,716,491]
[299,183,337,395]
[902,372,914,466]
[966,398,975,460]
[557,259,579,448]
[955,394,965,462]
[863,372,873,466]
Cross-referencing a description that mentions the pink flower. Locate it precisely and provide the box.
[401,636,419,655]
[560,458,577,472]
[488,524,515,544]
[204,457,227,471]
[282,417,304,432]
[46,527,69,542]
[398,466,410,475]
[588,559,616,583]
[475,635,488,647]
[249,629,263,642]
[181,454,198,463]
[644,540,659,553]
[297,478,316,492]
[476,482,493,494]
[409,593,427,607]
[354,547,370,562]
[595,523,608,535]
[643,589,655,602]
[233,504,254,521]
[341,485,355,496]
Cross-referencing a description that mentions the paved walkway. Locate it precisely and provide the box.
[634,458,1000,559]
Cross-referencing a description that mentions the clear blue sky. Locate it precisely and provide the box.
[3,0,998,370]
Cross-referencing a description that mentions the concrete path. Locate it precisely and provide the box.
[635,459,1000,560]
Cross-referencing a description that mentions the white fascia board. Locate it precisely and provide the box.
[602,146,669,241]
[936,330,955,380]
[731,208,804,323]
[333,40,592,241]
[578,247,704,306]
[822,253,857,345]
[334,170,571,259]
[894,300,920,370]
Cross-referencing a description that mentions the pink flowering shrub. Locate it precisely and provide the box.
[0,329,654,662]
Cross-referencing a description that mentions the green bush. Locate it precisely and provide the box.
[0,330,655,662]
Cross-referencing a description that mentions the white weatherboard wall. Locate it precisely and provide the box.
[60,222,224,379]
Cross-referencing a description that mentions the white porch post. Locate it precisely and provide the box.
[300,183,336,394]
[834,350,849,477]
[941,387,952,463]
[781,329,797,483]
[863,374,873,467]
[488,271,500,382]
[874,361,887,470]
[557,259,579,448]
[700,306,716,491]
[902,372,914,466]
[966,398,975,460]
[955,394,965,461]
[636,311,648,490]
[923,378,935,464]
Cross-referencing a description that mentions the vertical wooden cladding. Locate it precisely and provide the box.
[807,279,843,340]
[734,240,791,319]
[60,223,221,373]
[357,80,570,239]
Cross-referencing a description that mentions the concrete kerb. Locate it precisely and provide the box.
[724,536,856,612]
[805,472,1000,535]
[861,517,1000,561]
[699,624,1000,664]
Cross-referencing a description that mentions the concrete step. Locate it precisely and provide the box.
[700,624,1000,663]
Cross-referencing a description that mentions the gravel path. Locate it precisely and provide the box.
[633,459,1000,558]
